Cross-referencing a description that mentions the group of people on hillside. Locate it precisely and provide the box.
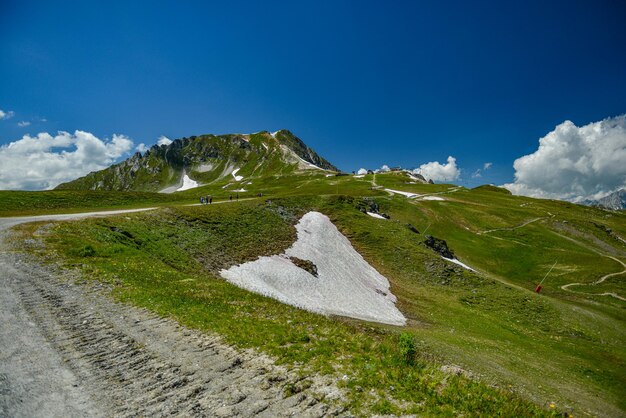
[200,193,243,204]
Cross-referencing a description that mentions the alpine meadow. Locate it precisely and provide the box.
[2,130,624,416]
[2,2,625,417]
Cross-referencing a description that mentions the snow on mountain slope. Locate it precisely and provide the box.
[220,211,406,326]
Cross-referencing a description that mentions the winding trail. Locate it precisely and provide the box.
[478,217,546,235]
[560,255,626,302]
[479,217,626,302]
[0,208,340,417]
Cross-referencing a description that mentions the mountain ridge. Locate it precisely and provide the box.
[56,130,338,192]
[581,189,626,210]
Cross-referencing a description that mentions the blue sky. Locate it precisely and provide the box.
[1,0,625,191]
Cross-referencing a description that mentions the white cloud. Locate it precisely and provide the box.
[357,168,367,175]
[413,156,460,182]
[136,143,148,153]
[0,110,15,120]
[0,130,134,190]
[157,135,172,146]
[504,115,626,202]
[17,121,31,127]
[472,162,493,178]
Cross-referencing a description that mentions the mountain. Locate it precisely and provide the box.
[593,189,626,210]
[56,130,338,192]
[581,189,626,210]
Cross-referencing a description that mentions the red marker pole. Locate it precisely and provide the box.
[536,261,557,294]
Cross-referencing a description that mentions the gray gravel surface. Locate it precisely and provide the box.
[0,211,343,417]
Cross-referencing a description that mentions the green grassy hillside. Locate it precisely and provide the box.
[0,190,191,217]
[12,171,626,416]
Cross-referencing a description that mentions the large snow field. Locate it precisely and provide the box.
[220,211,406,326]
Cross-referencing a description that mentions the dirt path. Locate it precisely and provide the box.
[478,217,546,235]
[0,209,341,417]
[560,255,626,302]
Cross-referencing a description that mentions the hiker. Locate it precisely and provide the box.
[209,196,213,204]
[200,196,204,205]
[236,193,239,201]
[229,194,232,201]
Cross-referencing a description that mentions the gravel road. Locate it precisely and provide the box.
[0,210,342,417]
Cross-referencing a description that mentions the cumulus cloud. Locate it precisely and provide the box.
[504,115,626,202]
[483,162,492,170]
[413,156,460,182]
[157,135,172,146]
[136,143,148,153]
[0,131,134,190]
[0,110,15,120]
[357,168,368,175]
[17,121,31,127]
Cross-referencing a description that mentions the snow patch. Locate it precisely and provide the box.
[325,174,334,177]
[366,212,387,219]
[232,188,247,192]
[298,155,323,170]
[354,175,365,178]
[385,188,418,198]
[442,257,476,272]
[421,196,445,201]
[232,168,244,181]
[270,131,279,138]
[220,212,406,326]
[176,174,199,191]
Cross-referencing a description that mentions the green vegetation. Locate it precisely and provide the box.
[12,170,626,416]
[0,189,190,217]
[398,332,417,365]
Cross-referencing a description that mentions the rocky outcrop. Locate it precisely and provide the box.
[423,235,454,258]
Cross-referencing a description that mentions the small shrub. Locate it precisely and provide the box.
[399,332,417,365]
[76,244,96,257]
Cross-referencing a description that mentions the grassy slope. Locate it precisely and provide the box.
[11,171,626,416]
[0,190,193,217]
